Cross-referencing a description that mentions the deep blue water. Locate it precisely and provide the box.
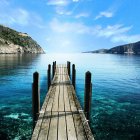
[0,53,140,140]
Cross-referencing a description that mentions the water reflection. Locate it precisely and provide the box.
[0,54,40,76]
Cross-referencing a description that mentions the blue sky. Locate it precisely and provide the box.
[0,0,140,53]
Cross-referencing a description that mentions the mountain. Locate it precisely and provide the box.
[108,41,140,54]
[86,41,140,54]
[83,49,108,53]
[0,25,44,54]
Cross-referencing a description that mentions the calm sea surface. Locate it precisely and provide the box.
[0,53,140,140]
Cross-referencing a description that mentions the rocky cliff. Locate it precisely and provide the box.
[87,41,140,54]
[0,25,44,54]
[84,49,108,53]
[108,41,140,54]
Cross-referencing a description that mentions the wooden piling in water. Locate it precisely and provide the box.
[67,61,71,77]
[54,61,56,68]
[32,72,40,128]
[84,71,92,121]
[52,62,55,79]
[47,64,51,91]
[72,64,76,89]
[54,61,56,74]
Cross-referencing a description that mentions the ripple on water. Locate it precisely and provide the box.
[5,113,19,119]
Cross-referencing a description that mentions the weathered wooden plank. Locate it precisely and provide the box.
[64,84,71,112]
[47,111,58,140]
[46,86,56,112]
[47,84,59,139]
[70,85,94,140]
[65,111,77,140]
[64,65,68,75]
[58,66,61,82]
[31,85,55,140]
[55,65,59,75]
[65,66,86,140]
[63,65,77,140]
[67,85,77,112]
[37,85,56,140]
[59,65,64,111]
[52,85,59,111]
[64,85,77,140]
[37,112,51,140]
[57,66,67,139]
[67,85,86,140]
[58,111,67,140]
[58,84,64,111]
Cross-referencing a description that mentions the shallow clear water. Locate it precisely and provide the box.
[0,53,140,140]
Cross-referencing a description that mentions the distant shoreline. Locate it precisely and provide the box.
[83,41,140,55]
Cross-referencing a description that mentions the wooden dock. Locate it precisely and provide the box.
[31,64,94,140]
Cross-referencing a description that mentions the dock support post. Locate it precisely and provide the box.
[67,61,71,77]
[32,72,40,129]
[72,64,76,89]
[52,61,56,80]
[54,61,56,68]
[54,61,56,75]
[47,64,51,91]
[84,71,92,121]
[52,62,55,79]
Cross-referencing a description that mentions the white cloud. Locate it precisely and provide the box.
[49,18,140,43]
[47,0,80,6]
[47,0,81,16]
[0,9,29,26]
[46,37,51,42]
[75,12,89,18]
[96,24,140,43]
[55,6,72,15]
[49,19,131,36]
[73,0,79,2]
[61,40,71,47]
[0,2,45,29]
[0,1,30,26]
[0,0,9,6]
[49,18,90,34]
[47,0,70,6]
[29,13,46,29]
[97,24,132,38]
[95,11,114,20]
[111,34,140,43]
[13,9,29,26]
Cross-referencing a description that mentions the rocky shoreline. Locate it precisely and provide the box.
[0,25,44,54]
[84,41,140,55]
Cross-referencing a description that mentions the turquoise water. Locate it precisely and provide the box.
[0,53,140,140]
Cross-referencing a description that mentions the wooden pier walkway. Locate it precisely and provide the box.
[31,64,94,140]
